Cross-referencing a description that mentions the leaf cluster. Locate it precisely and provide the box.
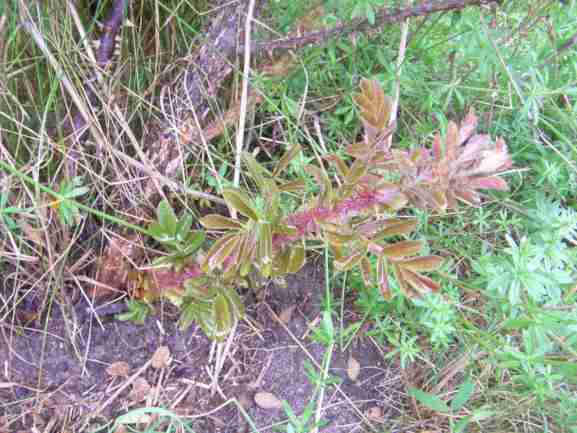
[129,79,512,341]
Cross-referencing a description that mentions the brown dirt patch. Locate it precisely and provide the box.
[0,264,406,432]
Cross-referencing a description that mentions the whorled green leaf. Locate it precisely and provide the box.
[273,144,302,177]
[397,256,443,272]
[381,240,423,257]
[200,214,244,230]
[222,188,260,221]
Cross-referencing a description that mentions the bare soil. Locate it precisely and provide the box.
[0,264,405,432]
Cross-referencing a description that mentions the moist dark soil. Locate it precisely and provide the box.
[0,264,406,432]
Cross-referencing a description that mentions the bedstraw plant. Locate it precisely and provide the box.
[128,79,512,341]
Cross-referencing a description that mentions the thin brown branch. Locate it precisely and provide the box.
[248,0,498,53]
[63,0,127,141]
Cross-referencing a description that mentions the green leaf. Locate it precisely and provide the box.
[242,152,270,192]
[200,214,244,230]
[184,230,205,254]
[176,213,193,242]
[148,222,173,242]
[223,288,245,320]
[408,388,450,413]
[214,293,233,337]
[279,179,306,193]
[257,222,273,277]
[451,380,475,412]
[454,415,473,433]
[222,188,260,221]
[157,200,178,235]
[288,242,306,274]
[273,144,302,177]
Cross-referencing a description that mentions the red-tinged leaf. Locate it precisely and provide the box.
[335,251,365,272]
[374,219,418,240]
[457,134,490,163]
[469,176,508,191]
[374,184,400,206]
[431,190,448,211]
[288,242,306,273]
[305,165,332,199]
[360,256,372,287]
[345,159,368,185]
[432,132,442,160]
[381,240,423,257]
[454,189,481,206]
[446,121,459,160]
[397,256,443,272]
[279,179,306,193]
[325,230,357,246]
[465,150,511,176]
[325,155,349,179]
[377,257,391,300]
[399,269,441,295]
[273,144,302,177]
[355,79,392,131]
[200,214,244,230]
[382,191,408,211]
[357,173,383,188]
[458,109,478,145]
[346,141,371,158]
[205,234,240,271]
[409,147,429,163]
[222,188,260,221]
